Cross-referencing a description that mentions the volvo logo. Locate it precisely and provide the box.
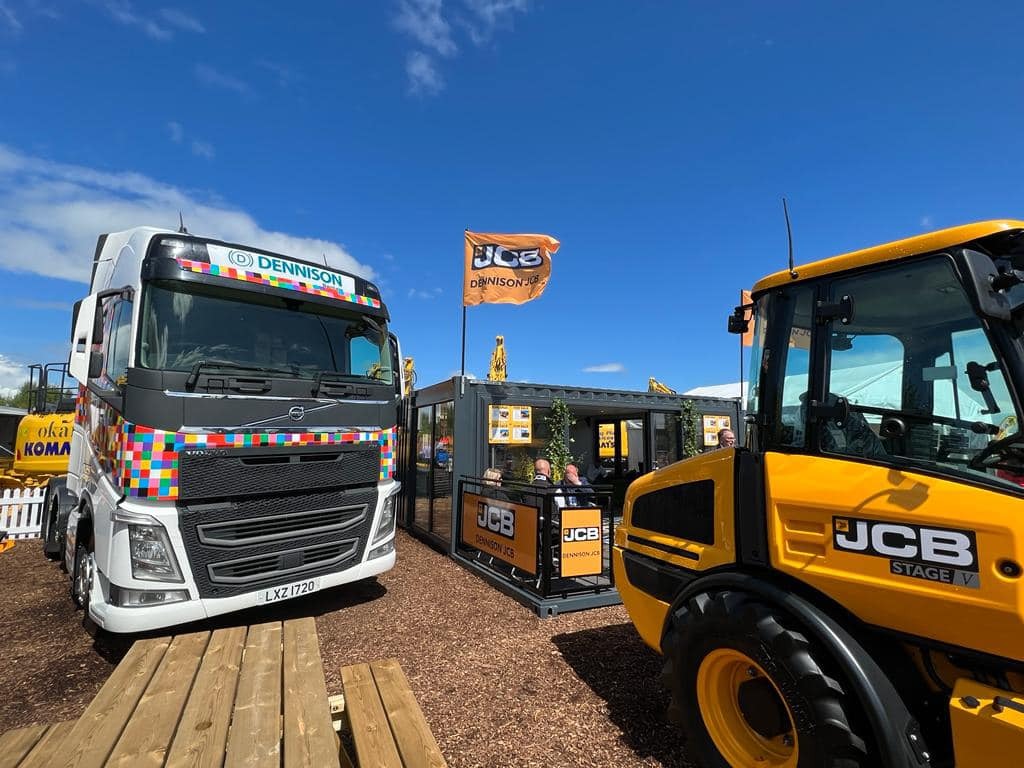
[288,406,305,421]
[228,250,255,268]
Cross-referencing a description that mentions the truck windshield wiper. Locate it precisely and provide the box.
[184,359,300,390]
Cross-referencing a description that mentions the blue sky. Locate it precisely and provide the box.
[1,0,1023,395]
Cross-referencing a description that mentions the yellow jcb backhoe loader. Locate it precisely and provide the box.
[615,221,1024,767]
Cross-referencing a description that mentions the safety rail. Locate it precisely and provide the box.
[454,476,618,615]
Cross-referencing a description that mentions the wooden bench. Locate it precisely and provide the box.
[338,659,447,768]
[0,617,339,767]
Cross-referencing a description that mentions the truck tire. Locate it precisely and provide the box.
[41,484,62,561]
[662,590,869,768]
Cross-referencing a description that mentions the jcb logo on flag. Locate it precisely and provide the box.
[463,231,560,306]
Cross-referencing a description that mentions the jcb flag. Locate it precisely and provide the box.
[463,231,560,307]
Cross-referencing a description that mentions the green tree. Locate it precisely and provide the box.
[680,399,701,458]
[544,399,576,482]
[0,380,31,409]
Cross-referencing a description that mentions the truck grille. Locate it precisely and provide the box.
[207,539,360,585]
[178,445,379,501]
[178,486,378,599]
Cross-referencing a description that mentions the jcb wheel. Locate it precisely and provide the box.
[662,590,868,768]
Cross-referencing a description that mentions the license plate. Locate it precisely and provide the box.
[257,578,320,603]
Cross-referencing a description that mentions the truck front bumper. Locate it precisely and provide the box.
[87,548,395,634]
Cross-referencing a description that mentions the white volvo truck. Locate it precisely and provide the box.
[41,227,403,633]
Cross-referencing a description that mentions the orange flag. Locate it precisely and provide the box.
[740,289,754,347]
[463,231,560,307]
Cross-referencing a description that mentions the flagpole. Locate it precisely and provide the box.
[460,229,468,396]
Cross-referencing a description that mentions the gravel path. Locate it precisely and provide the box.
[0,530,693,767]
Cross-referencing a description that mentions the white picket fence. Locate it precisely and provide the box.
[0,487,46,539]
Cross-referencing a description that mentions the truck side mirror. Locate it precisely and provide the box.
[69,293,98,382]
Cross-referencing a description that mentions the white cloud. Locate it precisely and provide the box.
[159,7,204,33]
[167,121,183,143]
[0,2,22,32]
[408,286,443,299]
[406,51,444,95]
[583,363,625,373]
[920,215,933,228]
[257,59,299,88]
[393,0,531,95]
[0,143,375,284]
[395,0,457,57]
[0,354,27,398]
[460,0,528,45]
[191,140,215,159]
[99,0,172,40]
[194,63,252,96]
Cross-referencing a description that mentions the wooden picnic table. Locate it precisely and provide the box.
[0,617,340,768]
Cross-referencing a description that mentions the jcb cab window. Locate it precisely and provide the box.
[820,257,1022,487]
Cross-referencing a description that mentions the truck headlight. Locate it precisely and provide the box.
[128,524,184,582]
[372,492,397,545]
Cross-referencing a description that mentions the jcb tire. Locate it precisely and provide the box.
[662,590,869,768]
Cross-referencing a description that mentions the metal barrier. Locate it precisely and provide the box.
[454,477,620,616]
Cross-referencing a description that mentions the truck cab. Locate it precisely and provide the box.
[55,227,403,633]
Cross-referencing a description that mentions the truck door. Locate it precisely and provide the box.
[761,254,1024,662]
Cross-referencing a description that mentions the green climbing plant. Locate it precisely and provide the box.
[680,399,701,458]
[544,398,576,481]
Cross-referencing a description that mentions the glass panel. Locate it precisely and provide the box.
[431,402,454,540]
[824,257,1021,485]
[139,281,391,383]
[414,406,432,531]
[653,412,680,470]
[746,296,768,418]
[487,406,552,482]
[106,301,132,386]
[778,289,814,448]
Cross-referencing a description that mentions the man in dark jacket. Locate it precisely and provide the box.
[532,457,553,486]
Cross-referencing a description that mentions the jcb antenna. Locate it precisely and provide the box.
[782,197,797,278]
[177,212,189,234]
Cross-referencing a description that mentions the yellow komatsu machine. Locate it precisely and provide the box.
[615,221,1024,768]
[1,363,74,489]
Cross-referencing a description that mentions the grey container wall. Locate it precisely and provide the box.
[404,376,744,555]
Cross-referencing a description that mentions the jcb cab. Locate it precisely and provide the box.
[615,221,1024,767]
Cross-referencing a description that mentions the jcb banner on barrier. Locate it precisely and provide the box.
[559,507,603,577]
[463,231,560,307]
[461,491,539,574]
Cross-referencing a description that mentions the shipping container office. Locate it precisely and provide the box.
[396,376,743,553]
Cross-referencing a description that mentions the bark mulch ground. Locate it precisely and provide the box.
[0,530,694,767]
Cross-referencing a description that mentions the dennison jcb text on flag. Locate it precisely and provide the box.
[463,231,560,306]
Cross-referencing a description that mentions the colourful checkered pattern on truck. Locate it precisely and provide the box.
[175,257,382,308]
[118,423,397,499]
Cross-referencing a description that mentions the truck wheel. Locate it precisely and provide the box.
[71,536,99,635]
[662,590,869,768]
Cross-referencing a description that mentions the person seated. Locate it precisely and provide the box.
[554,463,593,508]
[799,392,887,460]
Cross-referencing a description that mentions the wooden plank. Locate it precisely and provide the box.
[166,626,247,768]
[51,636,171,768]
[370,660,447,768]
[225,622,283,768]
[106,631,210,767]
[0,724,48,768]
[19,722,77,768]
[340,664,402,768]
[282,618,341,768]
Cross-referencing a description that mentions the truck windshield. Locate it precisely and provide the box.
[139,281,392,384]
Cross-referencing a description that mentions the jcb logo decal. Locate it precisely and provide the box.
[833,516,980,589]
[477,502,515,539]
[563,526,600,543]
[471,244,543,270]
